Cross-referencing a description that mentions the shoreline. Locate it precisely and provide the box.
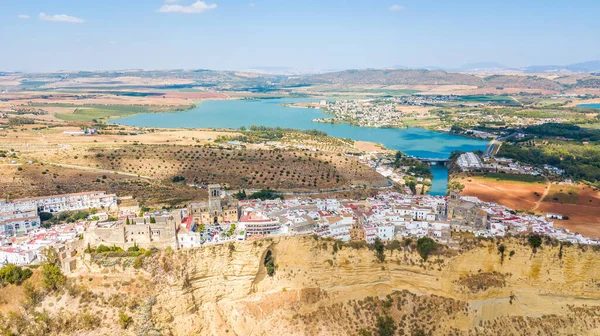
[106,97,487,159]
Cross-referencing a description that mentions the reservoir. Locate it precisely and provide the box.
[115,98,488,194]
[579,104,600,109]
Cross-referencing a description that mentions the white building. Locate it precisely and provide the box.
[0,248,37,265]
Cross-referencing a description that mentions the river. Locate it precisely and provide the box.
[114,98,488,194]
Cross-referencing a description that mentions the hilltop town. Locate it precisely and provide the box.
[3,182,597,268]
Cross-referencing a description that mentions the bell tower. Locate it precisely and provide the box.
[208,184,222,223]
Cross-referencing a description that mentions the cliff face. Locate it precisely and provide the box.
[150,237,600,335]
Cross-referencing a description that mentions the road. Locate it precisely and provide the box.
[44,162,154,180]
[531,176,551,212]
[484,132,519,158]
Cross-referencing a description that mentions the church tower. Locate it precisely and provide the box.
[447,189,461,220]
[208,184,222,224]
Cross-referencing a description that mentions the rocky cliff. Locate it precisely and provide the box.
[148,237,600,335]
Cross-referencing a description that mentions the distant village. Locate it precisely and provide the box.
[2,182,597,269]
[316,100,402,128]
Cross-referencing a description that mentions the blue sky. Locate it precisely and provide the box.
[1,0,599,71]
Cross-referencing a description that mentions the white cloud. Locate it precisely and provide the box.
[39,12,84,23]
[157,1,217,13]
[164,0,180,3]
[18,14,30,19]
[388,4,404,11]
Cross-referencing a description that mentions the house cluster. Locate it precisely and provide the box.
[4,185,599,267]
[0,223,83,266]
[63,128,98,136]
[0,191,117,266]
[318,100,401,127]
[0,191,117,236]
[457,152,563,177]
[236,190,599,246]
[234,194,449,243]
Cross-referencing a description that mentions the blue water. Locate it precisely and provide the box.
[429,165,450,196]
[579,104,600,109]
[115,98,489,195]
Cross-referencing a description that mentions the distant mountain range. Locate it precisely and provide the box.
[285,68,600,90]
[394,61,600,74]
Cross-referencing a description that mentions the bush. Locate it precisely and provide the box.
[133,257,143,269]
[22,282,42,307]
[0,264,33,286]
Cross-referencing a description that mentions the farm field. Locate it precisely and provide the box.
[538,184,600,239]
[460,176,600,239]
[458,175,547,211]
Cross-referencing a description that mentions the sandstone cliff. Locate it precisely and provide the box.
[148,237,600,335]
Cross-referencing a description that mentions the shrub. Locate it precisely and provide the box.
[22,281,42,307]
[133,257,143,269]
[264,250,276,276]
[118,311,133,329]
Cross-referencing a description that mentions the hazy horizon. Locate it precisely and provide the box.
[1,0,600,72]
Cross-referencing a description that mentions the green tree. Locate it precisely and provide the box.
[416,237,437,261]
[376,315,396,336]
[448,181,465,192]
[528,234,542,252]
[498,244,506,264]
[40,248,65,292]
[373,238,386,263]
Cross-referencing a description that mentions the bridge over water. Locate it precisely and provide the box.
[407,156,450,165]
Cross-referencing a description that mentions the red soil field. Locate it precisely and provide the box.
[460,177,546,211]
[538,185,600,239]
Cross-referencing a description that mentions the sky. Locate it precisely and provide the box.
[1,0,599,72]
